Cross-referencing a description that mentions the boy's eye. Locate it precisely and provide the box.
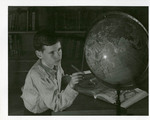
[49,51,54,54]
[58,48,62,51]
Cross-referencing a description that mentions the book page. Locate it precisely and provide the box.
[120,88,148,108]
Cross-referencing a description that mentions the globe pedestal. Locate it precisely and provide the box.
[116,84,121,115]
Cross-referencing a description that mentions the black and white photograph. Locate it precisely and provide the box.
[0,0,150,120]
[8,5,148,116]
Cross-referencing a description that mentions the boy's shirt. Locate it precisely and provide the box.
[21,59,78,113]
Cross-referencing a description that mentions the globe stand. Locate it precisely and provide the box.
[83,12,148,116]
[116,84,121,115]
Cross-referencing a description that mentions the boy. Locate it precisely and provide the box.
[21,29,83,115]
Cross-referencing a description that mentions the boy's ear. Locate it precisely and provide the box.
[35,50,43,59]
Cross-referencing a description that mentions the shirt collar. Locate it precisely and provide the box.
[39,59,57,73]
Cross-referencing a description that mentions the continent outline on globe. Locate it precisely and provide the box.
[84,12,148,88]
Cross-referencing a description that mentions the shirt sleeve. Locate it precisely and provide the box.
[30,70,78,112]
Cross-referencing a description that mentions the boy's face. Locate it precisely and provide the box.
[39,42,62,67]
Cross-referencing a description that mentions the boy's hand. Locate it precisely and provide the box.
[69,72,84,89]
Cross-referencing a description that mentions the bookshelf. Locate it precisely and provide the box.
[8,6,38,59]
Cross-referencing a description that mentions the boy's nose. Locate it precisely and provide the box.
[55,51,61,58]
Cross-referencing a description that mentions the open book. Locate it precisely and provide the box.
[76,75,148,109]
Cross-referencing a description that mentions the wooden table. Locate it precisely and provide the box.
[52,93,148,115]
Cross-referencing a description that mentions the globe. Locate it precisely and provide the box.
[84,12,148,88]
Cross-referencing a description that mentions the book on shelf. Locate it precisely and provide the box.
[79,10,89,31]
[65,11,79,31]
[74,40,81,59]
[19,11,28,31]
[31,10,36,31]
[61,37,84,60]
[55,10,80,31]
[65,38,75,59]
[55,12,66,31]
[76,73,148,109]
[8,34,22,58]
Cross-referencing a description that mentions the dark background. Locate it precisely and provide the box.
[8,6,148,115]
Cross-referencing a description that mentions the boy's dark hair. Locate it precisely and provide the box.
[33,29,59,51]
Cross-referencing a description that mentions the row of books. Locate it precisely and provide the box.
[8,7,37,31]
[55,10,98,31]
[8,34,22,57]
[8,7,99,32]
